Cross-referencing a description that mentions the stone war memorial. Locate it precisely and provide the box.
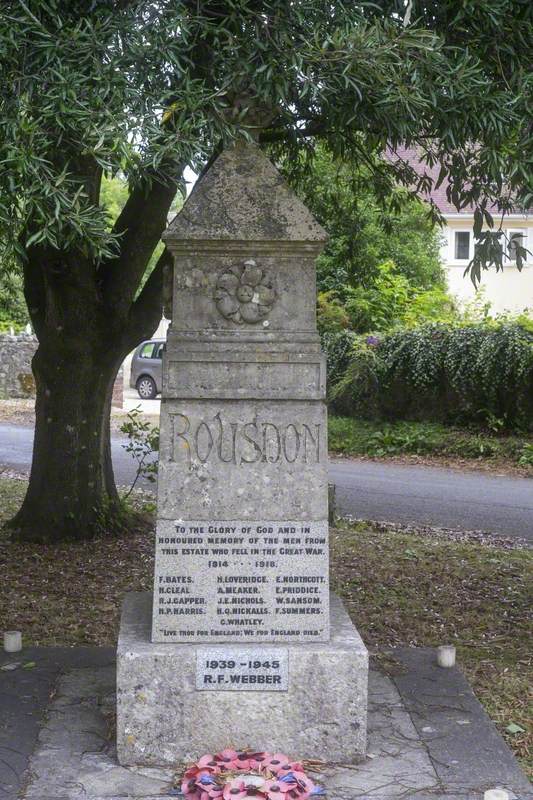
[116,141,368,766]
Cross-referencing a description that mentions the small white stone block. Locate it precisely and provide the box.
[117,592,368,766]
[3,631,22,652]
[484,790,510,800]
[437,644,456,668]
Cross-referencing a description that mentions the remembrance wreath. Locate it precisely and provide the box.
[181,749,326,799]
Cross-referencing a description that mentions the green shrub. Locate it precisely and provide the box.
[325,322,533,431]
[321,329,358,388]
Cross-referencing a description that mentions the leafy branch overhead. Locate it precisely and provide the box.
[0,0,531,281]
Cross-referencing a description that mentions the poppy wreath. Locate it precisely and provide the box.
[181,749,326,799]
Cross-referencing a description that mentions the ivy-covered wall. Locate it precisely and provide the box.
[325,322,533,431]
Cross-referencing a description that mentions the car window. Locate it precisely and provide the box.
[140,342,155,359]
[154,343,165,359]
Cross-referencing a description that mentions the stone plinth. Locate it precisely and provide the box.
[117,592,368,766]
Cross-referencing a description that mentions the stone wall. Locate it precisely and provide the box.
[0,335,124,405]
[0,334,37,398]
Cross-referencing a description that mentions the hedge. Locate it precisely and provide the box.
[324,323,533,431]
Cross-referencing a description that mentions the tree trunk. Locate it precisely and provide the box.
[9,339,126,543]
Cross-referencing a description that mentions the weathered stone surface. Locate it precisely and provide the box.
[117,141,368,765]
[163,142,326,243]
[11,649,532,800]
[0,334,36,398]
[156,401,328,521]
[118,592,368,766]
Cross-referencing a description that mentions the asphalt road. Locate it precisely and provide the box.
[1,423,532,542]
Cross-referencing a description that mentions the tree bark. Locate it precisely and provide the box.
[9,336,127,542]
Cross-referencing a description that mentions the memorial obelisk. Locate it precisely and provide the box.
[116,141,368,766]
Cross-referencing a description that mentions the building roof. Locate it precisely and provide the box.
[387,145,528,216]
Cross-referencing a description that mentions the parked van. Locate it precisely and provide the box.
[130,339,165,399]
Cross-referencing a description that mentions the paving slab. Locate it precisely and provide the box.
[0,647,114,800]
[391,648,533,800]
[1,647,530,800]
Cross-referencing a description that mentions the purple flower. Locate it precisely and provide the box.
[365,335,380,346]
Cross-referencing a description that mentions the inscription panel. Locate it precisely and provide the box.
[196,647,289,691]
[152,519,329,643]
[157,400,329,522]
[166,360,324,400]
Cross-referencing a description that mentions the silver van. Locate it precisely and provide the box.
[130,339,165,399]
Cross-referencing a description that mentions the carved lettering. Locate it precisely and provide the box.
[195,421,214,463]
[261,422,281,463]
[282,423,300,463]
[170,413,321,468]
[172,413,191,464]
[303,423,320,462]
[215,412,237,464]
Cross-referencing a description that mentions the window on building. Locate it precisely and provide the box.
[508,231,526,264]
[454,231,470,260]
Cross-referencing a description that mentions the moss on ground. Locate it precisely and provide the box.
[0,477,531,775]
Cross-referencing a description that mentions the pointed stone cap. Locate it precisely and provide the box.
[163,142,327,244]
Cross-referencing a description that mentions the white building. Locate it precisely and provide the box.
[392,146,533,315]
[441,213,533,315]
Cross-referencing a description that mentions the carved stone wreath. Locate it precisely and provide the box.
[214,260,277,325]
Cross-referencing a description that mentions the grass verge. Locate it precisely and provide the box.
[329,416,533,473]
[0,477,531,776]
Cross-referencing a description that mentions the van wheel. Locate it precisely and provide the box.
[136,376,157,399]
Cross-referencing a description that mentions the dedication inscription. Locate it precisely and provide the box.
[155,520,329,642]
[196,647,289,691]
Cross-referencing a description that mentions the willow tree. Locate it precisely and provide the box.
[0,0,530,541]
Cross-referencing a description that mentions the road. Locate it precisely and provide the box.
[1,423,532,542]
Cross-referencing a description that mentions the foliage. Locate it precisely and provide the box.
[0,268,29,331]
[285,147,445,296]
[320,329,358,388]
[518,443,533,467]
[317,291,350,335]
[328,417,533,467]
[1,1,531,269]
[119,408,159,498]
[327,322,533,430]
[343,261,412,332]
[99,176,130,229]
[1,0,532,540]
[319,260,459,337]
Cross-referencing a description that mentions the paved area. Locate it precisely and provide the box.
[1,422,533,541]
[1,648,530,800]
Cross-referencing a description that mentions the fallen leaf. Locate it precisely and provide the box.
[506,722,525,735]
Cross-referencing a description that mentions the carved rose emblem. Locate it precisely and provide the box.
[214,260,276,325]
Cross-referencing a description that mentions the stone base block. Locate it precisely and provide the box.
[116,592,368,766]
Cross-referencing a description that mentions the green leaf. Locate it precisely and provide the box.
[505,722,525,735]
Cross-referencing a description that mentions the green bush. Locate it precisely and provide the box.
[326,322,533,431]
[321,329,358,388]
